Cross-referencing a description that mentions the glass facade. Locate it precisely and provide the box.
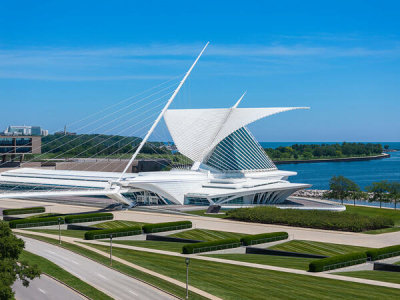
[204,127,276,172]
[184,196,210,205]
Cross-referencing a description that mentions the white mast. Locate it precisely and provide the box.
[117,42,209,181]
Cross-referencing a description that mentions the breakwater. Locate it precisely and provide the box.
[274,153,390,165]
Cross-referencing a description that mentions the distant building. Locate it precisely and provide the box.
[3,125,48,136]
[0,135,41,166]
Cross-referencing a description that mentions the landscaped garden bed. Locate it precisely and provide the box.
[226,206,394,232]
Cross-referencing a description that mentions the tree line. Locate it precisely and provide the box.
[324,175,400,209]
[41,134,169,157]
[264,142,383,161]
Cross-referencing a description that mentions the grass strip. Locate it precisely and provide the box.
[268,240,371,257]
[95,220,146,229]
[170,228,247,242]
[334,270,400,285]
[26,229,86,239]
[84,243,400,300]
[17,232,206,300]
[205,253,313,270]
[19,250,112,300]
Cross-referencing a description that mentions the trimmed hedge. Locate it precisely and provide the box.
[142,221,192,234]
[84,226,142,240]
[240,232,288,246]
[3,206,45,215]
[64,212,113,224]
[9,216,65,229]
[226,206,394,232]
[182,238,241,254]
[308,251,367,272]
[366,245,400,261]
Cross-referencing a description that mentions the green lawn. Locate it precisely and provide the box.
[205,253,314,270]
[268,240,371,257]
[95,220,146,229]
[19,250,112,300]
[17,233,206,300]
[185,210,228,218]
[170,228,247,241]
[17,233,400,299]
[26,229,86,239]
[345,205,400,226]
[105,240,186,252]
[335,270,400,285]
[364,227,400,234]
[86,242,400,300]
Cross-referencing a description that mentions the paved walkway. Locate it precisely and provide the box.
[15,229,400,291]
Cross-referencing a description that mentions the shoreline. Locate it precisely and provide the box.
[273,153,390,165]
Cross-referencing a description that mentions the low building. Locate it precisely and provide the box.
[3,125,48,136]
[0,135,41,166]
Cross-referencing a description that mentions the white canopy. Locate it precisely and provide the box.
[164,107,309,162]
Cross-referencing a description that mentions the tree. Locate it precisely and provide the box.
[349,190,367,206]
[366,181,391,209]
[384,144,389,150]
[0,221,40,299]
[328,175,360,205]
[388,182,400,210]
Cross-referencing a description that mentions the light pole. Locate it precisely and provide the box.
[110,234,113,266]
[185,257,190,299]
[58,217,61,244]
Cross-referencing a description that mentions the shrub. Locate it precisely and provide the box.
[84,226,142,240]
[226,206,394,232]
[64,212,113,224]
[9,216,64,229]
[3,207,45,215]
[142,221,192,233]
[182,238,241,254]
[366,245,400,261]
[308,252,367,272]
[240,232,288,246]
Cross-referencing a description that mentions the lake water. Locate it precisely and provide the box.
[259,142,400,190]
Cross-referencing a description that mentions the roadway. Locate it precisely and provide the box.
[13,274,84,300]
[21,236,175,300]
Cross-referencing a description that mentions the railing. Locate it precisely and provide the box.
[322,258,367,271]
[16,220,61,229]
[193,242,241,254]
[149,224,191,233]
[375,250,400,261]
[249,235,287,246]
[93,230,142,240]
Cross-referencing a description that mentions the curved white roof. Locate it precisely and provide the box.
[164,107,309,162]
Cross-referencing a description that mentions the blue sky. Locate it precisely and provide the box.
[0,0,399,142]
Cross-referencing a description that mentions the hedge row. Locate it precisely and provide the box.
[3,207,45,215]
[64,212,113,224]
[309,251,367,272]
[84,226,142,240]
[240,232,288,246]
[366,245,400,261]
[9,216,65,228]
[182,238,241,254]
[142,221,192,233]
[226,206,394,232]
